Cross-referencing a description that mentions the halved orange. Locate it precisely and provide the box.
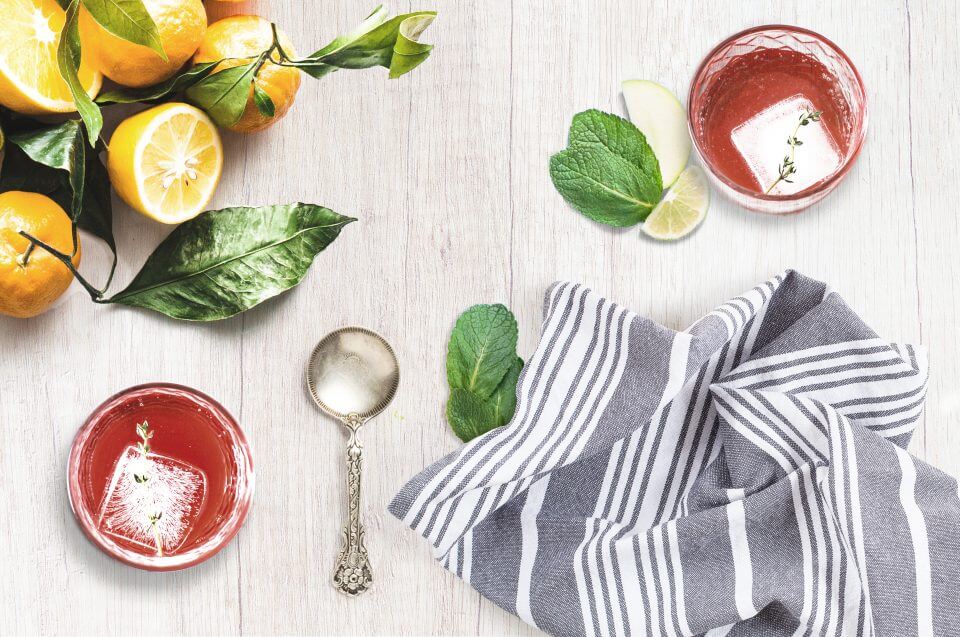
[0,0,101,114]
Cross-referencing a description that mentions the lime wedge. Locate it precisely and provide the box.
[642,166,709,240]
[622,80,691,187]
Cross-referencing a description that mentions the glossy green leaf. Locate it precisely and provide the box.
[298,6,436,79]
[252,83,275,117]
[96,60,221,105]
[106,203,355,321]
[56,0,102,144]
[185,62,257,128]
[0,125,115,253]
[549,109,663,227]
[80,0,166,59]
[8,120,85,219]
[446,304,518,399]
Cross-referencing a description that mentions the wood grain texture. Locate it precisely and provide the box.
[0,1,954,635]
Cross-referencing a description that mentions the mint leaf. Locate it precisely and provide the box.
[550,109,663,226]
[568,109,660,182]
[447,304,518,398]
[80,0,166,60]
[446,388,497,443]
[489,357,522,428]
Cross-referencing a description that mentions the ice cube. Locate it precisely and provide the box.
[730,94,841,195]
[98,446,206,554]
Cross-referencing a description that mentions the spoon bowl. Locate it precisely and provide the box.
[307,327,400,421]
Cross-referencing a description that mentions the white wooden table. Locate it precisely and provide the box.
[2,1,956,634]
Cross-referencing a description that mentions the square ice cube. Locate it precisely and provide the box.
[98,446,207,554]
[730,94,841,195]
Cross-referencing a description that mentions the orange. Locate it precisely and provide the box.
[79,0,206,88]
[0,0,101,114]
[193,15,301,133]
[0,192,81,318]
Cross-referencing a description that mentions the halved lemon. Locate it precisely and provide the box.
[0,0,101,114]
[108,103,223,224]
[642,166,710,241]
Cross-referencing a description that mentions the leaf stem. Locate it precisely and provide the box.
[17,230,107,302]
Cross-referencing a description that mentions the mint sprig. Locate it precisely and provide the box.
[445,305,523,443]
[550,109,663,227]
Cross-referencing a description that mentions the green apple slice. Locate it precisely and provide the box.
[622,80,691,187]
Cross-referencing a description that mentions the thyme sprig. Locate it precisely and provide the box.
[132,421,163,556]
[765,109,823,195]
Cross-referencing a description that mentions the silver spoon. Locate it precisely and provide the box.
[307,327,400,596]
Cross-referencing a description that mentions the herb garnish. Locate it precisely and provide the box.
[133,421,164,557]
[549,109,663,227]
[765,109,823,195]
[446,305,524,442]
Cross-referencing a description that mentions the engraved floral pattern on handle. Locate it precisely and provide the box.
[333,413,372,595]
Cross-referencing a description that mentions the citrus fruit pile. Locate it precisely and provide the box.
[0,0,436,319]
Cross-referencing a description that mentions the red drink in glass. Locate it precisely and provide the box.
[689,26,867,213]
[68,383,253,571]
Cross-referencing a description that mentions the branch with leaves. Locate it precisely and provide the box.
[0,3,435,321]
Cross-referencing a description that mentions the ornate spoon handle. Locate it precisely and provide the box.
[333,414,372,595]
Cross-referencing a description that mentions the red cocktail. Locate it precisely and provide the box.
[689,25,867,213]
[68,383,253,571]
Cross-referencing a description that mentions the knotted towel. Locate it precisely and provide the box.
[390,271,960,637]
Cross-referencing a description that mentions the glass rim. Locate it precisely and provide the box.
[66,382,255,572]
[687,23,868,203]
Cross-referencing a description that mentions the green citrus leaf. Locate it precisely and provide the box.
[96,60,221,105]
[80,0,166,60]
[252,83,275,117]
[185,62,257,128]
[57,0,102,144]
[106,203,355,321]
[299,6,436,79]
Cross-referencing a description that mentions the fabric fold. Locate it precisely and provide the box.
[390,271,959,637]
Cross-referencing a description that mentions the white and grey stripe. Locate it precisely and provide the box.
[390,271,958,637]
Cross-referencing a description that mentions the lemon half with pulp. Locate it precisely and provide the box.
[108,103,223,224]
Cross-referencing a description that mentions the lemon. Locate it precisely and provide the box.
[194,15,301,133]
[641,166,710,241]
[0,191,81,319]
[79,0,206,88]
[107,103,223,224]
[0,0,101,115]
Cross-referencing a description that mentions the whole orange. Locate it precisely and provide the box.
[193,15,301,133]
[0,192,81,319]
[79,0,207,88]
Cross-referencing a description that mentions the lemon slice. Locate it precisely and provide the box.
[108,103,223,224]
[642,166,710,240]
[0,0,101,114]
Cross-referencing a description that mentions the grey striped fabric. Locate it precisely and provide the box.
[390,271,960,637]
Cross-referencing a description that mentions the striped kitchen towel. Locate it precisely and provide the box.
[389,271,960,637]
